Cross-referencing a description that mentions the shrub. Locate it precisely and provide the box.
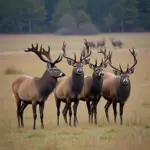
[4,66,23,75]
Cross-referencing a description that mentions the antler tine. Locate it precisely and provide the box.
[126,64,129,72]
[40,45,52,61]
[74,53,76,62]
[81,46,86,57]
[128,48,137,70]
[62,41,66,53]
[100,58,104,66]
[62,41,75,62]
[95,59,97,66]
[108,51,121,72]
[53,53,63,65]
[98,47,108,66]
[119,64,123,72]
[81,39,92,61]
[84,39,90,53]
[24,43,49,63]
[97,47,107,59]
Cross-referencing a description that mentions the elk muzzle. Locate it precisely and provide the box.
[122,77,129,85]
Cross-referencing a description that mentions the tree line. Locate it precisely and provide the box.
[0,0,150,34]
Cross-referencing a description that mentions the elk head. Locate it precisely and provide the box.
[62,39,91,75]
[88,47,108,77]
[24,44,65,78]
[108,48,137,86]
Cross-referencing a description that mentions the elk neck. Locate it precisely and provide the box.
[90,73,103,96]
[37,70,58,98]
[71,70,84,95]
[116,77,131,103]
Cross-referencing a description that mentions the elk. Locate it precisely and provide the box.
[110,37,123,48]
[54,39,91,127]
[97,38,105,49]
[12,44,65,130]
[79,47,108,124]
[87,41,96,48]
[96,48,137,124]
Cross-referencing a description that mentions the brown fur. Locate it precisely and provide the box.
[91,49,137,125]
[54,39,92,127]
[12,44,65,130]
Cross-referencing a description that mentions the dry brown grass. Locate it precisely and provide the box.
[0,33,150,150]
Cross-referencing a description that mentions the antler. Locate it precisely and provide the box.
[127,48,137,71]
[40,46,51,61]
[62,41,76,62]
[97,47,107,59]
[25,44,63,65]
[81,46,86,57]
[42,45,63,65]
[108,51,121,72]
[24,44,49,63]
[81,39,92,62]
[98,47,108,67]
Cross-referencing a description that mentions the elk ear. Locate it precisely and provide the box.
[103,62,108,68]
[113,70,121,76]
[83,58,90,65]
[89,63,95,70]
[128,68,135,75]
[67,59,75,66]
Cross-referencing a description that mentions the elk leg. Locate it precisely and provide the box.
[62,103,68,124]
[20,102,28,128]
[119,103,124,125]
[32,101,37,130]
[90,101,94,123]
[93,97,101,124]
[112,101,117,123]
[72,102,79,124]
[86,101,91,123]
[16,100,21,128]
[104,100,112,123]
[73,100,79,127]
[39,102,45,128]
[68,102,72,127]
[56,99,61,126]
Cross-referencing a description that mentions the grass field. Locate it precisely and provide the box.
[0,32,150,150]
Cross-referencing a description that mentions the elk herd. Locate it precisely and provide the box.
[12,39,137,130]
[88,37,123,49]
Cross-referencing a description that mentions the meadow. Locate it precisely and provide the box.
[0,32,150,150]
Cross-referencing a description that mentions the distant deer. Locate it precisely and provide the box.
[97,38,106,48]
[54,39,92,127]
[110,37,123,48]
[87,41,96,48]
[12,44,65,130]
[91,48,137,124]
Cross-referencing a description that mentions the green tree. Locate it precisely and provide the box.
[77,10,90,25]
[137,0,150,30]
[51,0,72,26]
[71,0,87,12]
[104,13,116,32]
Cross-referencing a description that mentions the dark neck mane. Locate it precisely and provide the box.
[36,70,57,99]
[117,79,131,103]
[71,71,84,95]
[90,73,103,96]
